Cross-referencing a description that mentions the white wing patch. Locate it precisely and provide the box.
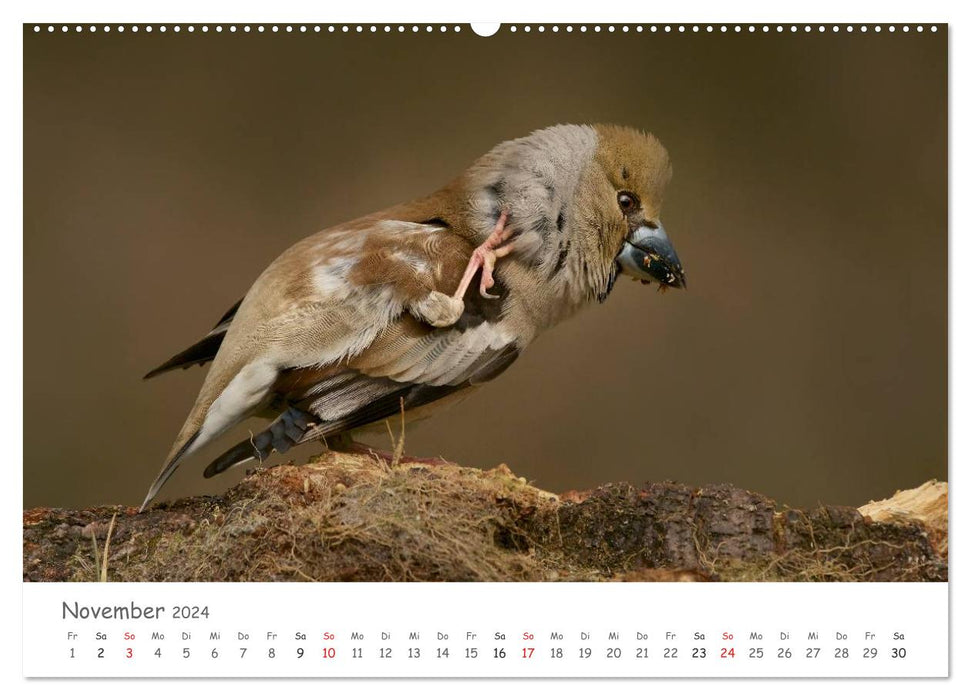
[312,256,356,298]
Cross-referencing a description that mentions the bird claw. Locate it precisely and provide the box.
[452,210,514,301]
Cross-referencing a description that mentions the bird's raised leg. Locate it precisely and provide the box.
[452,210,515,300]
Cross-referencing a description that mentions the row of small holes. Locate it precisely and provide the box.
[32,24,939,34]
[33,25,464,33]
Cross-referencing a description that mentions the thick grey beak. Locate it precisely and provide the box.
[615,222,686,289]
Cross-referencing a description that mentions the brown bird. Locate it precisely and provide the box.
[140,124,686,510]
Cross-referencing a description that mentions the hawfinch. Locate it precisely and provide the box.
[140,124,686,510]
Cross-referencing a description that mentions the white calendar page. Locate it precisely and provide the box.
[13,0,961,692]
[23,582,948,677]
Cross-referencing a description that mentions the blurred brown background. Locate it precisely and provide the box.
[24,25,946,509]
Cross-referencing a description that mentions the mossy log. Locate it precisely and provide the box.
[22,453,948,582]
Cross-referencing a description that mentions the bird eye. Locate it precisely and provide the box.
[617,191,638,214]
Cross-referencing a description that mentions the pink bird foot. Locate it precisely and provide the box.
[452,210,515,300]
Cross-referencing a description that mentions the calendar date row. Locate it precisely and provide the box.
[68,645,910,661]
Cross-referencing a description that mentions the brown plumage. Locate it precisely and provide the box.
[140,124,685,510]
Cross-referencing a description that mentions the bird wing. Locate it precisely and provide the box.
[202,312,521,477]
[144,218,520,503]
[143,298,242,379]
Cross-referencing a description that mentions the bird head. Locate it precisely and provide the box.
[430,124,686,313]
[578,124,686,292]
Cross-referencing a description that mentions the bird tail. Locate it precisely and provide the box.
[202,406,317,478]
[143,334,226,379]
[138,429,201,512]
[143,298,241,379]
